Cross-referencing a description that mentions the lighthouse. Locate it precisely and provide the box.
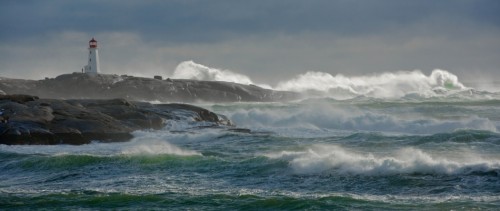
[83,37,100,75]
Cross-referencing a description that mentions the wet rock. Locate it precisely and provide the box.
[0,73,300,102]
[227,128,252,133]
[0,95,230,145]
[0,94,39,103]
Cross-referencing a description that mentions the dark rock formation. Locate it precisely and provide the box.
[0,95,230,145]
[0,73,300,102]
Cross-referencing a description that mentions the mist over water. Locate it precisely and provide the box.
[2,61,500,209]
[226,102,498,135]
[172,61,256,86]
[265,145,500,175]
[172,61,497,100]
[275,69,467,99]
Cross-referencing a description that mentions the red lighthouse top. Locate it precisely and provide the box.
[89,37,97,48]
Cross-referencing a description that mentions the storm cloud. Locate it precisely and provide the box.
[1,0,499,84]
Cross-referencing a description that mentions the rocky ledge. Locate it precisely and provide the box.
[0,95,231,145]
[0,73,300,102]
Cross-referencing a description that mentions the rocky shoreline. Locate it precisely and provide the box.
[0,94,231,145]
[0,73,300,102]
[0,73,296,145]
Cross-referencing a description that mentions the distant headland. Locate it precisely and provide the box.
[0,38,299,145]
[0,72,299,102]
[0,37,299,103]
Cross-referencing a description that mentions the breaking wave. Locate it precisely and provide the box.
[172,61,255,85]
[226,103,498,135]
[172,61,482,99]
[265,145,500,175]
[275,69,467,98]
[0,137,200,156]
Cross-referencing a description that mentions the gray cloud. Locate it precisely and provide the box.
[3,0,499,42]
[1,0,499,84]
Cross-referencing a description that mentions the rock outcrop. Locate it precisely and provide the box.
[0,95,230,145]
[0,73,300,102]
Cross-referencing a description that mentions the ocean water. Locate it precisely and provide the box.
[1,68,500,210]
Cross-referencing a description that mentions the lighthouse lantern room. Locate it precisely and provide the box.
[83,37,100,75]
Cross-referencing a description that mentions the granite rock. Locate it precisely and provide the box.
[0,95,230,145]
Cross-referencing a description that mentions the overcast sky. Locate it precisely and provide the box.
[1,0,499,84]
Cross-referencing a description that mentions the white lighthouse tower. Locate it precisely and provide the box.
[83,37,100,75]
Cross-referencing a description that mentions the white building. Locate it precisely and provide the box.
[83,37,100,75]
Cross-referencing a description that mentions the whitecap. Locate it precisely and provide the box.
[264,145,500,175]
[275,69,468,99]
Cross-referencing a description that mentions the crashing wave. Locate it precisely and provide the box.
[265,145,500,175]
[171,61,499,100]
[275,69,468,99]
[172,61,254,85]
[226,103,497,135]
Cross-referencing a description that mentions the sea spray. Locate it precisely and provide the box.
[2,62,500,209]
[172,61,254,85]
[264,145,500,175]
[223,102,497,135]
[172,61,474,99]
[276,69,467,98]
[2,103,500,209]
[0,138,200,157]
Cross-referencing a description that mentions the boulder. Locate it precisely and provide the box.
[0,95,230,145]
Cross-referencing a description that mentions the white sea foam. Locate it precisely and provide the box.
[132,124,223,145]
[225,103,497,135]
[265,145,500,175]
[172,61,254,85]
[172,61,475,99]
[275,69,467,98]
[0,137,200,156]
[119,139,200,156]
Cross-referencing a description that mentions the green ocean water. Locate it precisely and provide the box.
[1,95,500,210]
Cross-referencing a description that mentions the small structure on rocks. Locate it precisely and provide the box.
[82,37,101,75]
